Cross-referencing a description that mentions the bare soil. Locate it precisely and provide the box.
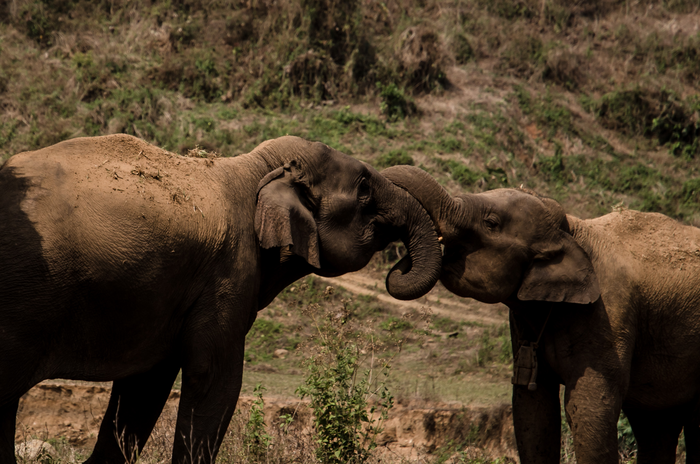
[16,382,517,461]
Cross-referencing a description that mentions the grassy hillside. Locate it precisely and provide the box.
[2,0,699,220]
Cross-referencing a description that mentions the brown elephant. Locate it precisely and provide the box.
[382,165,700,464]
[0,134,442,464]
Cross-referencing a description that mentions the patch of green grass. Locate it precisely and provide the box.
[513,85,577,139]
[476,324,512,367]
[435,158,482,187]
[245,318,299,364]
[438,136,464,153]
[375,149,414,168]
[431,317,460,333]
[380,316,413,332]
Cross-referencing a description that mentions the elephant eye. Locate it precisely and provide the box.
[484,215,500,231]
[357,177,371,203]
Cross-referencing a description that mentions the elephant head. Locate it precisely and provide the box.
[252,137,442,300]
[381,165,600,305]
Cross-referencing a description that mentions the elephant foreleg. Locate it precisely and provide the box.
[85,357,180,464]
[685,424,700,464]
[625,408,682,464]
[0,399,18,464]
[512,380,561,464]
[564,373,621,464]
[172,338,245,464]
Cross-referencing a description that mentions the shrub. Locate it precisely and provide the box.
[378,83,416,121]
[476,324,512,367]
[453,34,475,64]
[596,88,700,157]
[244,384,273,462]
[396,25,448,93]
[297,288,394,464]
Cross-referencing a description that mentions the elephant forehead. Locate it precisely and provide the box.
[318,191,360,219]
[314,159,367,191]
[480,189,536,208]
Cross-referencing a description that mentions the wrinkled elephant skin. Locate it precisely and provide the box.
[382,165,700,464]
[0,135,442,464]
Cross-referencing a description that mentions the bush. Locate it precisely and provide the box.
[396,25,448,93]
[244,384,273,462]
[453,34,475,64]
[297,287,394,464]
[378,83,416,121]
[596,88,700,157]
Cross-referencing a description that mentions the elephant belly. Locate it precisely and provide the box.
[625,359,700,410]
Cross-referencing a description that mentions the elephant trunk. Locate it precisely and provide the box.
[381,181,443,301]
[380,166,463,242]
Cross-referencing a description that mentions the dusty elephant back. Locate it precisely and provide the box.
[7,134,227,218]
[584,209,700,274]
[2,135,238,256]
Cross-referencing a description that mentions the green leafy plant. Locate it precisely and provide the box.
[617,413,636,459]
[244,384,273,462]
[436,159,482,188]
[476,324,512,367]
[296,287,394,464]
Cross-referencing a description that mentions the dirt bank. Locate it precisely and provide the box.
[16,382,517,460]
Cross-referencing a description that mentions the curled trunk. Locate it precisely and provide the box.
[381,180,442,300]
[381,165,462,242]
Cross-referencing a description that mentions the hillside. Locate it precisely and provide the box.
[1,0,699,220]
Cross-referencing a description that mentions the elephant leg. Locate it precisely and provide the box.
[85,357,180,464]
[172,336,246,464]
[564,374,621,464]
[512,381,561,464]
[686,424,700,464]
[625,408,682,464]
[0,399,18,464]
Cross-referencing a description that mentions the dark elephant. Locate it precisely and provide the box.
[382,165,700,464]
[0,134,442,464]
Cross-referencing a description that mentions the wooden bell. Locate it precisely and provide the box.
[511,343,538,391]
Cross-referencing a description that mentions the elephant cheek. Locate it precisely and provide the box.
[320,227,375,272]
[440,254,478,299]
[441,253,517,304]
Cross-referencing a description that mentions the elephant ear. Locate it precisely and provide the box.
[255,161,321,268]
[517,231,600,304]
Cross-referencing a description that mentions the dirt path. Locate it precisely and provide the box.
[318,271,509,326]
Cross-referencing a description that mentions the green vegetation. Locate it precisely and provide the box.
[375,149,414,168]
[296,289,394,464]
[245,318,299,364]
[3,0,699,227]
[244,384,274,462]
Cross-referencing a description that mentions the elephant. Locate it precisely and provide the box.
[381,165,700,464]
[0,134,442,464]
